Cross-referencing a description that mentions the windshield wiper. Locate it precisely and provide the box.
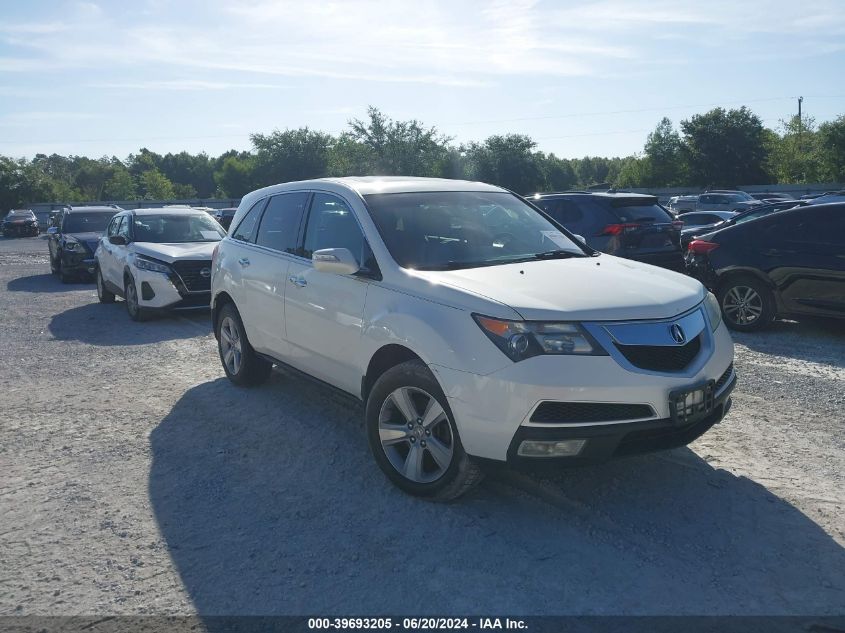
[532,249,585,260]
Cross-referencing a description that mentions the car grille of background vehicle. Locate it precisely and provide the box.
[614,335,702,372]
[171,260,211,292]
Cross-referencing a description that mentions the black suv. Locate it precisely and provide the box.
[2,209,40,237]
[686,202,845,331]
[529,191,684,271]
[48,206,120,282]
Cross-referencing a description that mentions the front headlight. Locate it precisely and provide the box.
[473,314,607,362]
[133,255,171,274]
[704,292,722,331]
[64,241,82,251]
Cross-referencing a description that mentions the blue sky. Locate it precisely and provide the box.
[1,0,844,160]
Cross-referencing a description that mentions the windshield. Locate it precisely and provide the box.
[132,213,225,243]
[63,212,114,233]
[364,191,587,270]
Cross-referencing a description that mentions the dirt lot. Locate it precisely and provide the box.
[1,235,843,617]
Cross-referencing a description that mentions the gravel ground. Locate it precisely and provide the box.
[1,234,843,617]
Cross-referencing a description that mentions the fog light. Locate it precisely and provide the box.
[517,439,586,457]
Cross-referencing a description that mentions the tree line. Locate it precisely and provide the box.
[2,105,844,210]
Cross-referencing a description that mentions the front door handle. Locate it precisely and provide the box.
[288,275,307,288]
[238,258,250,267]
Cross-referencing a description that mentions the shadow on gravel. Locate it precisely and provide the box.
[150,372,845,617]
[49,301,211,345]
[6,272,82,293]
[733,316,845,369]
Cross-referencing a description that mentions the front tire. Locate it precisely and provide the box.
[124,276,149,321]
[59,259,72,284]
[718,275,775,331]
[216,303,272,386]
[96,268,115,304]
[366,360,482,501]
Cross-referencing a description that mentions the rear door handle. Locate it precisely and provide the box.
[238,258,250,267]
[288,275,307,288]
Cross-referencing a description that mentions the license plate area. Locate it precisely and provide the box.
[669,380,715,425]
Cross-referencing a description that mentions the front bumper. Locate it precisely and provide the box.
[504,373,734,469]
[61,250,97,274]
[431,318,735,463]
[3,223,39,236]
[132,267,210,311]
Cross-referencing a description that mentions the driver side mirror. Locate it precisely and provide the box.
[108,235,127,246]
[572,234,586,244]
[312,248,360,275]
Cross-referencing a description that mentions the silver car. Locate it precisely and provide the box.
[696,191,761,213]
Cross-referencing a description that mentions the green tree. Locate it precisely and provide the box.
[102,166,137,200]
[464,134,543,193]
[250,127,333,186]
[172,182,197,198]
[139,168,176,199]
[347,107,452,176]
[536,153,577,191]
[159,151,215,197]
[817,114,845,182]
[214,154,256,197]
[615,155,653,188]
[644,118,684,186]
[680,107,770,186]
[766,116,823,184]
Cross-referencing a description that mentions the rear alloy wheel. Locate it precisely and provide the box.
[366,359,482,501]
[124,276,149,321]
[718,276,775,331]
[216,304,272,386]
[96,268,115,304]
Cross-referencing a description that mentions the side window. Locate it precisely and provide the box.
[302,193,366,264]
[107,216,120,237]
[231,199,266,243]
[117,216,131,240]
[543,199,584,226]
[255,192,309,254]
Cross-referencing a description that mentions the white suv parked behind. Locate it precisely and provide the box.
[211,177,735,500]
[95,208,226,321]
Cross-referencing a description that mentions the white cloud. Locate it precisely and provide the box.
[87,79,287,91]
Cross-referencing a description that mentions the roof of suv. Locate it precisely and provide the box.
[66,206,120,214]
[127,207,211,216]
[251,176,505,198]
[531,191,656,200]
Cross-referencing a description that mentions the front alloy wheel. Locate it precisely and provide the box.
[366,359,482,500]
[378,386,455,484]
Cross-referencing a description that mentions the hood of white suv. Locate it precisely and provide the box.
[133,241,217,262]
[412,255,705,322]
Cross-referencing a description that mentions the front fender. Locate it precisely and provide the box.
[359,285,514,378]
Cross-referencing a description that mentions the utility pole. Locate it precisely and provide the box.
[798,96,803,146]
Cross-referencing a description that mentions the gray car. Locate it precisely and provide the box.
[696,191,762,213]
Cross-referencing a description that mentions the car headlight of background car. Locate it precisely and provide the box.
[473,314,607,362]
[704,292,722,331]
[133,255,171,274]
[64,241,83,251]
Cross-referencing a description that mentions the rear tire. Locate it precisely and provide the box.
[365,359,482,501]
[216,303,272,386]
[124,276,149,321]
[718,275,775,331]
[96,268,115,304]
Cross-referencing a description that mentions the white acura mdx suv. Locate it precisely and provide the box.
[211,177,735,500]
[95,208,226,321]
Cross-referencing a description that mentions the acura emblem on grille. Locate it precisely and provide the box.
[670,323,686,345]
[199,268,211,278]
